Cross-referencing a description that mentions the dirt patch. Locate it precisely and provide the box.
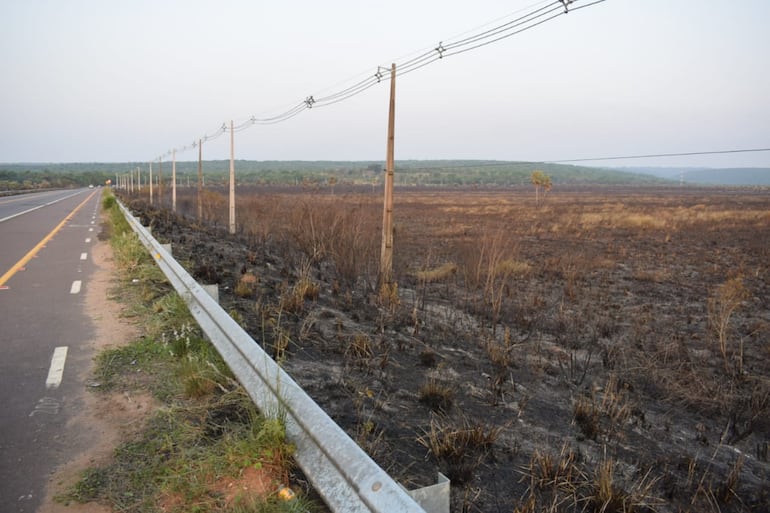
[124,186,770,512]
[39,223,153,513]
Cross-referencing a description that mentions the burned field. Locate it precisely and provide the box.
[124,185,770,512]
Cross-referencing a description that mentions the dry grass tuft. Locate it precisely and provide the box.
[348,333,373,361]
[519,447,663,513]
[234,272,258,298]
[418,378,454,413]
[417,415,502,484]
[415,262,458,283]
[495,258,531,276]
[708,276,749,373]
[279,264,319,314]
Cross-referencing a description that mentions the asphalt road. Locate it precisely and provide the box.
[0,188,103,512]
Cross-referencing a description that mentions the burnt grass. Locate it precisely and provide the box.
[121,185,770,512]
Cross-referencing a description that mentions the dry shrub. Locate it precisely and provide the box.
[199,189,227,223]
[708,276,749,373]
[287,202,328,262]
[487,327,514,369]
[237,195,275,243]
[458,230,522,331]
[377,281,400,312]
[286,198,378,286]
[279,263,319,314]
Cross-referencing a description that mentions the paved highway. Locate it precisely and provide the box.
[0,188,104,512]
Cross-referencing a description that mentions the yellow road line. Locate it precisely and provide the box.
[0,191,97,288]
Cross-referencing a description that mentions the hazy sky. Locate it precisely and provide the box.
[1,0,769,167]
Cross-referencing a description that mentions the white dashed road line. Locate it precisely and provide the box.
[70,280,81,294]
[45,346,68,389]
[80,253,87,261]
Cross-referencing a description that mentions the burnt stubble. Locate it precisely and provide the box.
[126,185,770,512]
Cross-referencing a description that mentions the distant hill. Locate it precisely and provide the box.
[610,166,770,186]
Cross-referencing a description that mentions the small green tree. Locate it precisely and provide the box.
[530,170,552,205]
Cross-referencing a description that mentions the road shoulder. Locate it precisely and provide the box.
[38,224,154,513]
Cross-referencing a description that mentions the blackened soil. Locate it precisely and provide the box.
[123,186,770,512]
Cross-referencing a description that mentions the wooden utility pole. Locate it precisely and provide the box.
[172,149,177,213]
[158,157,163,206]
[229,120,236,234]
[197,139,203,220]
[380,63,396,285]
[149,162,153,205]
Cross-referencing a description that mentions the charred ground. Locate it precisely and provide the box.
[121,185,770,513]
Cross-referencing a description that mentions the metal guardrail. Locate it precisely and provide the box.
[118,201,428,513]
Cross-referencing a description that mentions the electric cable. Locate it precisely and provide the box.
[153,0,607,161]
[547,147,770,163]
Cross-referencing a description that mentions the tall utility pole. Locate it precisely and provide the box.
[229,120,236,234]
[380,63,396,285]
[158,157,163,206]
[197,139,203,220]
[149,161,153,205]
[172,149,177,213]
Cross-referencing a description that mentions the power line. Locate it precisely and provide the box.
[370,147,770,173]
[547,147,770,164]
[154,0,607,161]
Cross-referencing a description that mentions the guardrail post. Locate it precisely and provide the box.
[202,284,219,303]
[404,473,450,513]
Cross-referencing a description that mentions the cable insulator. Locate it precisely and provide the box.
[435,42,445,58]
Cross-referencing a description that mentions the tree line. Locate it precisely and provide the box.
[1,160,670,191]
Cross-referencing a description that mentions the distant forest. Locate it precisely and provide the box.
[0,163,114,190]
[1,160,675,191]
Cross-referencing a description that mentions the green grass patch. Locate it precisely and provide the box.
[60,192,312,513]
[61,393,305,513]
